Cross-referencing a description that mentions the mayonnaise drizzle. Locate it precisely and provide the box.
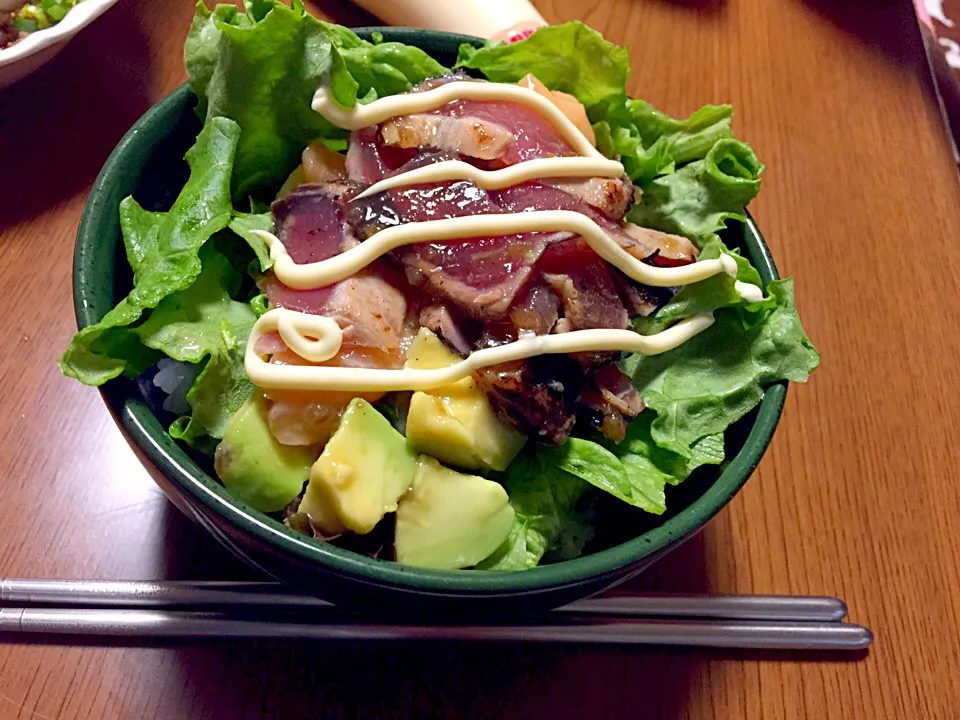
[246,80,767,392]
[276,312,343,363]
[735,281,765,304]
[247,308,714,392]
[312,81,605,159]
[353,157,624,200]
[254,214,747,291]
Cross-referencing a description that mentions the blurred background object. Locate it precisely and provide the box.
[350,0,546,40]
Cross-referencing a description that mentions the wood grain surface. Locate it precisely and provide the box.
[0,0,958,717]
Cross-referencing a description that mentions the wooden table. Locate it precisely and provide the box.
[1,0,958,716]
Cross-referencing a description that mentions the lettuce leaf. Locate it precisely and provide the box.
[622,279,820,458]
[628,100,735,168]
[627,139,764,247]
[134,241,256,447]
[547,511,596,562]
[228,211,273,271]
[186,1,343,199]
[477,449,586,570]
[482,406,728,570]
[593,102,736,186]
[593,121,673,188]
[456,21,630,119]
[119,201,164,275]
[538,439,644,510]
[477,522,533,570]
[59,117,239,385]
[249,293,269,317]
[337,33,449,103]
[186,0,446,199]
[611,438,724,514]
[183,4,242,116]
[539,415,724,517]
[609,414,725,515]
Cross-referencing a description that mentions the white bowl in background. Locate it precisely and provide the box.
[0,0,119,88]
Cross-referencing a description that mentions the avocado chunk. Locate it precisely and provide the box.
[300,398,417,535]
[395,456,515,570]
[214,394,318,513]
[404,329,526,472]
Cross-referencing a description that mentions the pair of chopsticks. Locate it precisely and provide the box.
[0,579,872,650]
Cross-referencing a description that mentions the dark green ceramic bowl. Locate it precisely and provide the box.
[73,28,786,613]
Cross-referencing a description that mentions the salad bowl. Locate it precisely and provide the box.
[73,27,790,612]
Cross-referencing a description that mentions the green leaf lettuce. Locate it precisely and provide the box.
[478,449,586,570]
[186,0,447,198]
[59,117,239,385]
[135,240,257,447]
[456,21,630,119]
[622,279,820,458]
[482,409,728,570]
[228,211,274,271]
[627,138,764,247]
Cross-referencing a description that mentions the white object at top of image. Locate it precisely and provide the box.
[350,0,546,40]
[0,0,120,88]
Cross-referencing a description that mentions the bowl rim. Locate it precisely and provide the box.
[0,0,119,66]
[74,30,786,598]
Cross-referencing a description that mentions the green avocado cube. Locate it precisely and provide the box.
[404,328,525,472]
[395,456,515,570]
[299,398,417,535]
[214,394,318,513]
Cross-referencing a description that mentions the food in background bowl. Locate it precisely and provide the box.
[0,0,117,87]
[1,0,80,49]
[61,3,818,580]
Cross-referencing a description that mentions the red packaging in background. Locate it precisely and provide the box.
[915,0,960,163]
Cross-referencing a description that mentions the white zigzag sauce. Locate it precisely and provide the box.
[244,81,763,392]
